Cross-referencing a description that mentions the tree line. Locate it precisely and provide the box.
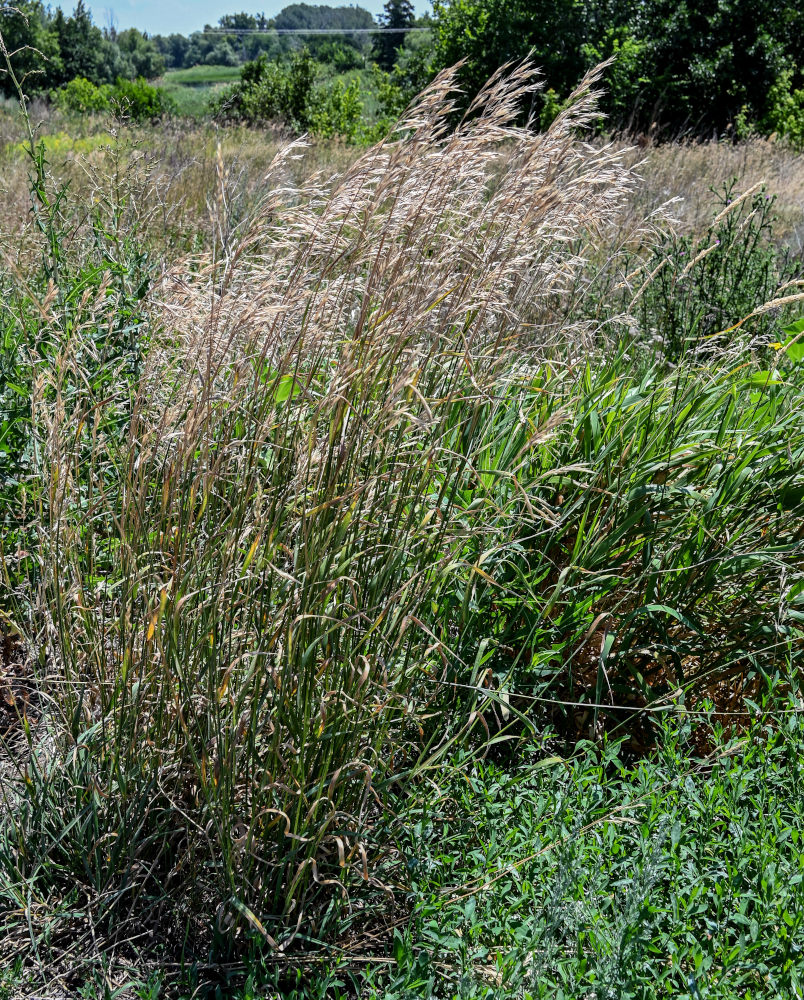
[429,0,804,139]
[1,0,802,143]
[151,5,381,73]
[0,1,164,97]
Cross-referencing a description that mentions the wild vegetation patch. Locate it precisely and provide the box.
[0,39,802,1000]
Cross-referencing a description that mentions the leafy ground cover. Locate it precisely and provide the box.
[231,708,804,1000]
[4,711,800,999]
[0,56,802,999]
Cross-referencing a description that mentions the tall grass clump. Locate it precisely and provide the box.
[438,342,804,743]
[0,61,642,958]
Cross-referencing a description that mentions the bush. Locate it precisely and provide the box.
[217,49,369,141]
[52,75,112,114]
[308,76,364,141]
[764,69,804,147]
[216,50,316,129]
[111,75,175,121]
[52,74,173,120]
[630,182,799,360]
[313,39,365,72]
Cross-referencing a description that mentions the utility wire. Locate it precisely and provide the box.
[204,27,428,35]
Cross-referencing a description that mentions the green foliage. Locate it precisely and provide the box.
[217,50,373,141]
[161,4,375,72]
[0,1,62,96]
[218,12,261,31]
[430,0,804,137]
[217,49,315,127]
[0,0,167,101]
[111,75,175,121]
[763,69,804,147]
[370,709,804,999]
[423,352,804,741]
[0,293,36,602]
[273,2,374,35]
[1,86,151,612]
[52,1,114,86]
[152,31,191,71]
[52,75,112,114]
[778,317,804,365]
[148,710,804,999]
[432,0,587,121]
[308,75,364,141]
[631,183,796,359]
[539,87,564,129]
[374,0,415,72]
[52,74,174,120]
[622,0,802,137]
[373,21,436,121]
[116,27,166,80]
[580,23,646,128]
[312,39,365,73]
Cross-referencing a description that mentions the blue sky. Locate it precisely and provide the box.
[84,1,429,36]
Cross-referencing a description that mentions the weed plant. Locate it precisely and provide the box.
[432,339,804,742]
[630,180,800,359]
[1,61,642,960]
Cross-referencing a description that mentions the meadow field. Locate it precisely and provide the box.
[159,65,244,119]
[1,65,804,999]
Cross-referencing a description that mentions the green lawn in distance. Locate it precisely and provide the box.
[161,65,242,117]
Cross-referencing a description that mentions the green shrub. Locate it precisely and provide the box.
[630,182,798,360]
[308,76,364,141]
[764,69,804,148]
[216,50,316,129]
[216,50,369,142]
[314,39,365,73]
[52,75,112,114]
[51,74,174,121]
[111,75,174,121]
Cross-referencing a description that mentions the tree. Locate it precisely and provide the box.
[0,1,61,96]
[274,4,375,58]
[53,1,109,85]
[429,0,804,136]
[117,28,165,79]
[432,0,586,109]
[152,32,191,70]
[623,0,803,134]
[205,39,239,66]
[219,13,257,31]
[374,0,414,71]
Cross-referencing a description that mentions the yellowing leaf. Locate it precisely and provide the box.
[243,534,261,572]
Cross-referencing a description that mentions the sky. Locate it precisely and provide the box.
[84,1,429,37]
